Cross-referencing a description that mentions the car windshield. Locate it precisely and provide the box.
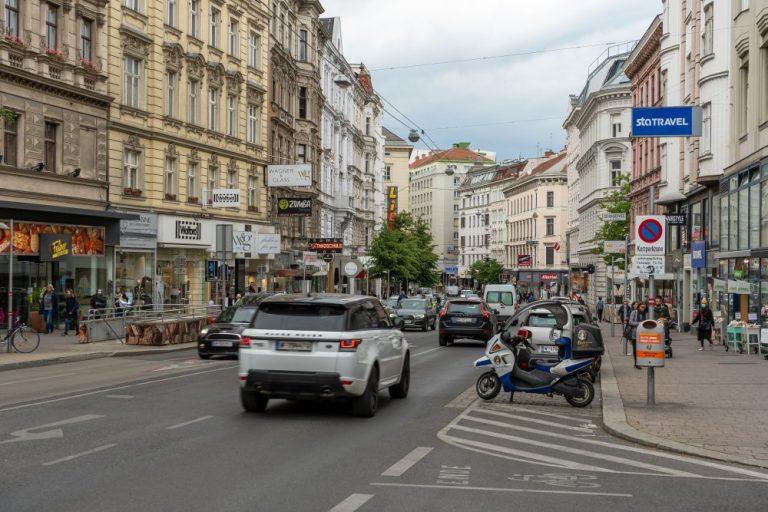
[216,307,257,323]
[572,313,588,326]
[527,313,557,328]
[399,299,425,309]
[252,303,348,331]
[384,298,399,307]
[448,302,481,314]
[486,291,513,306]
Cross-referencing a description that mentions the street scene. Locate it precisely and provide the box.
[3,0,768,510]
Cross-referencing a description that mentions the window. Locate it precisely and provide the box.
[720,194,728,249]
[44,121,57,173]
[740,0,749,11]
[45,3,58,49]
[460,236,465,248]
[164,157,176,198]
[208,164,218,192]
[702,5,713,56]
[226,94,236,136]
[297,144,306,163]
[287,22,292,56]
[546,218,555,236]
[4,0,19,38]
[124,149,139,189]
[298,86,307,119]
[124,0,139,11]
[247,103,260,144]
[247,173,257,209]
[2,115,18,166]
[187,162,198,200]
[189,0,199,38]
[208,88,218,131]
[546,191,554,207]
[750,177,760,247]
[739,56,749,134]
[384,166,391,181]
[546,246,555,265]
[762,180,768,246]
[228,18,238,56]
[738,185,748,249]
[227,168,237,189]
[298,29,307,61]
[762,44,768,122]
[79,18,92,63]
[248,31,260,68]
[166,0,176,27]
[165,71,176,117]
[210,8,219,48]
[123,56,141,108]
[701,103,711,154]
[460,217,466,228]
[610,159,622,186]
[188,79,198,124]
[365,117,371,136]
[611,114,621,137]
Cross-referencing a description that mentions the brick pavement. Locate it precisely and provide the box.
[599,321,768,468]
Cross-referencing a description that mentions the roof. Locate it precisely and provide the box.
[529,152,567,176]
[383,127,406,143]
[410,146,493,169]
[319,18,335,39]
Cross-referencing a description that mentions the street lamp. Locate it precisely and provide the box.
[0,220,13,349]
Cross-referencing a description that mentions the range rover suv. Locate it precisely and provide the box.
[238,294,410,417]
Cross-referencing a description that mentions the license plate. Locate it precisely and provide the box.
[404,319,413,324]
[539,345,559,354]
[455,318,474,323]
[211,341,233,347]
[276,340,312,351]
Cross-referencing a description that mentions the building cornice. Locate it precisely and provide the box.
[624,16,662,79]
[0,66,112,108]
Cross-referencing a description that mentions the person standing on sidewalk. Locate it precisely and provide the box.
[691,299,714,351]
[655,295,672,345]
[618,300,632,325]
[63,289,79,337]
[628,302,649,369]
[596,297,605,322]
[40,284,58,334]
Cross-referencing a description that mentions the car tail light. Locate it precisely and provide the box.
[480,303,491,320]
[240,336,251,348]
[339,339,363,352]
[439,306,449,318]
[341,379,353,386]
[517,328,531,339]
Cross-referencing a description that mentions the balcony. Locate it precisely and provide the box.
[334,194,354,213]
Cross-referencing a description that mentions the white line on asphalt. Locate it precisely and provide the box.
[104,394,134,399]
[370,482,632,498]
[328,493,374,512]
[470,408,595,433]
[381,447,433,477]
[166,415,214,430]
[0,365,238,413]
[411,347,442,358]
[477,404,597,424]
[42,444,117,466]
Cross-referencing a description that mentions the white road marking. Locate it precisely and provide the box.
[370,482,632,498]
[328,493,374,512]
[381,447,433,477]
[104,394,134,399]
[411,347,442,358]
[0,414,103,444]
[166,415,214,430]
[0,365,237,413]
[42,444,117,466]
[0,370,82,386]
[472,408,595,433]
[478,404,595,424]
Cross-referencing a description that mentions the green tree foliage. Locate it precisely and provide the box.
[0,108,16,122]
[592,174,631,268]
[369,212,439,287]
[469,258,505,288]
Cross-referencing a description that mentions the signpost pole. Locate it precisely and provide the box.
[7,219,13,352]
[623,234,630,355]
[648,185,656,406]
[611,254,615,337]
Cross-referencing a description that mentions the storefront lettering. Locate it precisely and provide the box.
[50,239,69,259]
[175,221,201,240]
[634,117,690,127]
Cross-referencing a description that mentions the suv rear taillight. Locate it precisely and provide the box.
[480,304,491,320]
[439,306,448,318]
[339,338,363,351]
[240,336,251,348]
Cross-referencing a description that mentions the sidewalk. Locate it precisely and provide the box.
[598,321,768,468]
[0,329,196,371]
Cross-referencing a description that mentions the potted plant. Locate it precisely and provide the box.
[28,288,45,333]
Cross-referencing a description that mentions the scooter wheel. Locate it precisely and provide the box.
[476,371,501,400]
[565,380,595,408]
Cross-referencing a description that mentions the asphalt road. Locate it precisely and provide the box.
[1,330,767,512]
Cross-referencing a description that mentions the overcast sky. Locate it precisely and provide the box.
[321,0,661,161]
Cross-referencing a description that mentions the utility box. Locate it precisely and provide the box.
[636,319,665,367]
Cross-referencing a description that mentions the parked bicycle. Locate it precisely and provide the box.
[1,318,41,353]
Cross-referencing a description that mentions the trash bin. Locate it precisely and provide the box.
[635,319,665,367]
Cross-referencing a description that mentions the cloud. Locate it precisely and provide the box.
[321,0,661,159]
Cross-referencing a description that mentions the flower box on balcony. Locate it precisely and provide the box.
[3,33,25,48]
[187,196,199,205]
[80,58,98,72]
[164,193,177,201]
[247,205,259,213]
[45,48,64,60]
[123,187,142,197]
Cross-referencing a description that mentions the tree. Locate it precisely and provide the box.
[369,212,439,289]
[592,174,631,269]
[469,258,504,288]
[0,108,16,123]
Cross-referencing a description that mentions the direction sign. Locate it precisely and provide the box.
[603,240,626,254]
[602,212,627,222]
[635,215,665,254]
[633,255,665,275]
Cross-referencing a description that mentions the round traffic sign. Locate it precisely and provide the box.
[638,218,663,244]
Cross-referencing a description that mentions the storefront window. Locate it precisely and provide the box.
[691,202,702,241]
[115,250,155,308]
[157,249,205,305]
[719,194,728,250]
[761,258,768,323]
[750,184,760,247]
[711,195,720,247]
[749,257,760,322]
[762,180,768,246]
[738,187,748,249]
[730,190,738,250]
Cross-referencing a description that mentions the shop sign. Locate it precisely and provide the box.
[444,266,458,274]
[713,279,726,293]
[518,272,533,282]
[277,197,312,216]
[666,214,686,225]
[727,280,751,294]
[387,186,398,230]
[603,240,625,254]
[631,106,702,137]
[175,220,201,241]
[517,254,531,267]
[540,273,559,281]
[267,164,312,187]
[308,238,344,253]
[120,212,158,236]
[39,234,72,261]
[255,234,281,254]
[211,189,241,208]
[0,221,105,256]
[691,241,706,269]
[232,231,255,253]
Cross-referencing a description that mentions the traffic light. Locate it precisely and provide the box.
[586,264,595,274]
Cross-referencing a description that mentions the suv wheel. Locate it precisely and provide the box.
[351,366,379,417]
[389,355,410,399]
[241,388,269,413]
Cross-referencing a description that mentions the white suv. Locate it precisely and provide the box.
[238,294,410,417]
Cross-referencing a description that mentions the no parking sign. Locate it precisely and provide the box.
[635,216,665,254]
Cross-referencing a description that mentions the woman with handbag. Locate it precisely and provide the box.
[691,298,714,351]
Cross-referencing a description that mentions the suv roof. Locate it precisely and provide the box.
[259,293,374,307]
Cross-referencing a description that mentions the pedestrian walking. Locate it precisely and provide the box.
[63,289,79,337]
[628,302,649,369]
[691,298,714,351]
[618,300,631,324]
[40,284,58,334]
[596,297,605,322]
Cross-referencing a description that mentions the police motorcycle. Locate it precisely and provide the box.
[474,301,605,407]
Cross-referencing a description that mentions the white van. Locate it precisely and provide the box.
[483,284,517,322]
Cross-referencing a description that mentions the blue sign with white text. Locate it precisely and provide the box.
[631,106,702,137]
[691,241,706,269]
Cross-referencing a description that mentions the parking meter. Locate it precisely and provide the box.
[635,319,665,367]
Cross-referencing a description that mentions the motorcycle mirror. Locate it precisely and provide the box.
[500,330,511,343]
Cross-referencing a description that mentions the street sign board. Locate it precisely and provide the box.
[344,261,359,277]
[691,241,706,269]
[303,251,318,265]
[602,212,627,222]
[603,240,626,254]
[322,253,334,262]
[266,164,312,187]
[635,215,666,254]
[633,255,665,275]
[666,214,687,225]
[517,255,532,267]
[444,266,458,274]
[631,106,702,137]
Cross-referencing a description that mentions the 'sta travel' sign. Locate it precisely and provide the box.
[631,106,702,137]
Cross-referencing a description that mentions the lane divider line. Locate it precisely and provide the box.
[166,416,214,430]
[370,482,632,498]
[42,444,117,466]
[328,493,374,512]
[381,447,433,477]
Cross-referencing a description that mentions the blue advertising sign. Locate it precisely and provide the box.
[691,241,706,269]
[631,106,702,137]
[444,266,458,274]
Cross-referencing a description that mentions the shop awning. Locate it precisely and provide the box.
[0,201,140,222]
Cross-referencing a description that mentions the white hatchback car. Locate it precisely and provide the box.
[239,294,410,417]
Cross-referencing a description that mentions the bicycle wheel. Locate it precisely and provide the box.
[12,326,41,353]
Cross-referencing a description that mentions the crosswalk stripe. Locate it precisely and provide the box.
[474,404,596,424]
[464,409,595,433]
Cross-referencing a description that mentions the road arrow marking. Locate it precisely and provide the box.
[0,414,103,444]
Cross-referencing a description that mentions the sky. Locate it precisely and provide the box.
[320,0,662,161]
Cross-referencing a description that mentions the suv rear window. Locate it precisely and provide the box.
[486,292,513,306]
[448,302,481,315]
[216,307,257,323]
[528,313,557,328]
[252,303,348,331]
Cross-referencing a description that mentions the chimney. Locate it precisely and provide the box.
[544,150,555,157]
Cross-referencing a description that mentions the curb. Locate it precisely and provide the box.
[600,348,768,470]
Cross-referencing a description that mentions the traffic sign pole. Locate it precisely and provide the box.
[648,184,656,406]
